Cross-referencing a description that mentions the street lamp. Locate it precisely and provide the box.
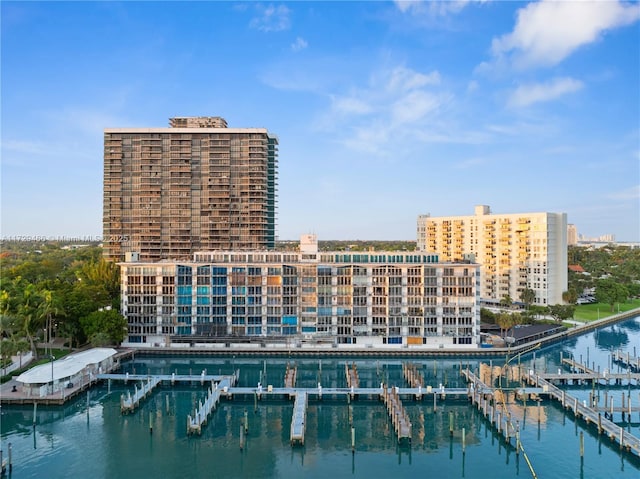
[50,355,55,396]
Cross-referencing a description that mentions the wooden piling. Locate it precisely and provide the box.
[449,412,454,436]
[149,411,153,434]
[462,427,466,453]
[351,426,355,453]
[580,431,584,457]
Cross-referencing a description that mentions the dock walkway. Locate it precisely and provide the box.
[187,375,236,435]
[613,350,640,372]
[381,386,412,443]
[120,376,161,414]
[524,372,640,456]
[290,391,308,445]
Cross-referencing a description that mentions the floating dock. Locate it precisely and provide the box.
[290,391,308,445]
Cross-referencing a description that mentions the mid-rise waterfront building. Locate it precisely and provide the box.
[103,117,278,261]
[417,205,567,306]
[120,235,481,349]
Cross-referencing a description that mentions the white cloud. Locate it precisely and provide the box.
[394,0,483,16]
[391,90,441,124]
[386,66,440,92]
[508,77,583,108]
[250,4,291,32]
[291,36,308,52]
[607,185,640,200]
[492,0,640,69]
[330,96,374,116]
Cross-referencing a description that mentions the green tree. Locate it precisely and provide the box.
[80,309,127,345]
[519,288,536,309]
[562,288,578,304]
[548,304,576,322]
[499,295,513,309]
[595,278,628,312]
[496,313,514,338]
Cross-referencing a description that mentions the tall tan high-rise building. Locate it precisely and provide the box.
[417,205,567,306]
[103,117,278,261]
[567,224,578,246]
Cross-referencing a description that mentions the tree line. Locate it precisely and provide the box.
[0,242,126,367]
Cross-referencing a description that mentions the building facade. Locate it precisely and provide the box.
[120,235,481,348]
[417,205,567,306]
[103,117,278,261]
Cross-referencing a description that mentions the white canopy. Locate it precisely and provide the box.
[16,348,117,385]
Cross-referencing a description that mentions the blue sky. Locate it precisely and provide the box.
[2,1,639,242]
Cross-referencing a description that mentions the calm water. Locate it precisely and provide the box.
[2,317,640,479]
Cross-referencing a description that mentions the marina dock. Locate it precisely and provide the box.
[345,363,360,398]
[120,376,161,413]
[381,386,412,443]
[290,391,308,445]
[613,350,640,372]
[187,375,237,435]
[523,371,640,456]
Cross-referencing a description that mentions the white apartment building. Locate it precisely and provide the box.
[417,205,567,306]
[120,235,481,349]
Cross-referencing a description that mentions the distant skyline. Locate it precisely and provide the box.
[2,1,639,241]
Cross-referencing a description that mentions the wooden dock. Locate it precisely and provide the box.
[290,391,308,446]
[402,363,425,399]
[284,363,297,392]
[381,386,412,443]
[345,363,360,398]
[613,350,640,372]
[523,372,640,456]
[120,376,161,414]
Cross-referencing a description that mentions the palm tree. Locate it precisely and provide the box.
[496,313,514,339]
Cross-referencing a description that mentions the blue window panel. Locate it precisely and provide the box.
[267,317,280,324]
[232,297,246,305]
[232,306,246,315]
[302,327,316,333]
[283,326,297,335]
[282,316,297,325]
[232,286,247,295]
[232,317,246,325]
[247,326,262,335]
[212,267,227,276]
[318,307,332,316]
[196,296,210,305]
[177,296,192,306]
[197,286,210,295]
[212,286,227,296]
[128,336,142,343]
[248,316,262,325]
[177,285,192,296]
[212,296,227,305]
[176,327,192,335]
[302,307,316,313]
[388,337,402,344]
[177,315,192,325]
